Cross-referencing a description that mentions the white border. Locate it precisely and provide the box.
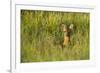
[11,4,96,73]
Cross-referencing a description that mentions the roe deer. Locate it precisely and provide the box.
[61,24,73,49]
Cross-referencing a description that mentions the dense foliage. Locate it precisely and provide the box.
[21,10,90,62]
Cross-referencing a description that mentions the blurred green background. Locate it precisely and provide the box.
[21,10,90,63]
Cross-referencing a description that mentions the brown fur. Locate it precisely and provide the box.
[61,24,73,49]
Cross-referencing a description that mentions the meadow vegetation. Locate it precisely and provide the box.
[21,10,90,62]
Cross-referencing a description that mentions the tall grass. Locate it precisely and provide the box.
[21,10,90,63]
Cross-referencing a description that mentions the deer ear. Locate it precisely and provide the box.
[60,24,66,31]
[69,24,74,30]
